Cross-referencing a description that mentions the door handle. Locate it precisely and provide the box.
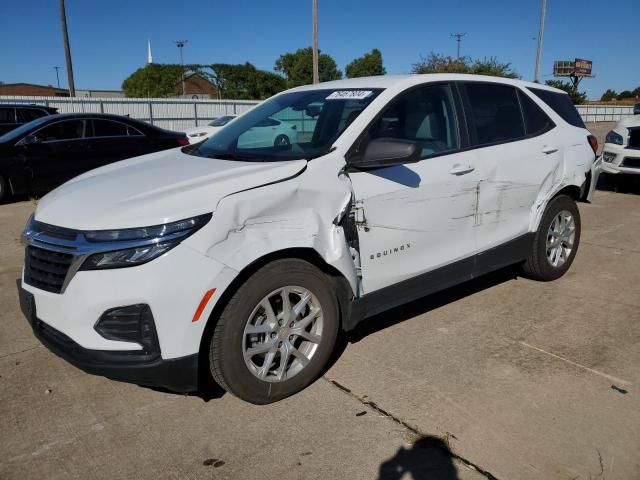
[449,163,475,175]
[542,146,558,154]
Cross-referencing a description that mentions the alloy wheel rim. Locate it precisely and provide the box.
[546,210,575,268]
[242,286,323,382]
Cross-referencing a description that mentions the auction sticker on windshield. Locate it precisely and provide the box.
[326,90,373,100]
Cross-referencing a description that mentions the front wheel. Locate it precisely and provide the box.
[0,175,8,203]
[273,134,290,147]
[209,259,339,404]
[522,194,581,281]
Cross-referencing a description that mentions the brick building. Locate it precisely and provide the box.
[0,83,70,97]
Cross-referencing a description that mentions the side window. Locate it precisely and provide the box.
[255,117,280,127]
[93,119,129,137]
[368,83,460,159]
[126,125,144,136]
[464,83,524,145]
[0,108,16,123]
[36,120,85,142]
[517,90,554,136]
[527,87,585,128]
[17,108,47,123]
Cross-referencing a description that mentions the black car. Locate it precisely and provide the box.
[634,103,640,115]
[0,113,188,201]
[0,104,58,135]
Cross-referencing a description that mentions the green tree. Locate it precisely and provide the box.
[469,57,518,78]
[600,89,617,101]
[411,52,518,78]
[345,49,386,78]
[122,64,186,97]
[545,80,587,105]
[275,47,342,88]
[411,53,468,74]
[617,90,634,100]
[211,63,286,100]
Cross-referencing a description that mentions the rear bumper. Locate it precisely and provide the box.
[19,285,199,392]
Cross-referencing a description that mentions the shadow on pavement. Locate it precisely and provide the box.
[597,172,640,195]
[348,265,519,343]
[378,436,460,480]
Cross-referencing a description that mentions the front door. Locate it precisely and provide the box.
[347,83,480,294]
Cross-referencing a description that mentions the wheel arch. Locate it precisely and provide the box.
[197,247,354,384]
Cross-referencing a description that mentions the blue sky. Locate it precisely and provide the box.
[1,0,638,99]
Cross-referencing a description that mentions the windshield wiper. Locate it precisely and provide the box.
[305,146,336,160]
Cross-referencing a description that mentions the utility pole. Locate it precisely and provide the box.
[450,33,466,60]
[54,66,61,89]
[312,0,319,84]
[534,0,547,83]
[174,40,188,95]
[59,0,75,96]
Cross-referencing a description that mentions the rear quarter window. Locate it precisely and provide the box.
[517,90,555,136]
[527,87,585,128]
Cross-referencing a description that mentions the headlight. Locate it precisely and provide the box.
[80,213,211,270]
[605,131,624,145]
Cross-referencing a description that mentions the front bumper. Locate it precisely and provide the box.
[600,144,640,175]
[19,285,199,392]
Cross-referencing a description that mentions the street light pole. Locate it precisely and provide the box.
[54,66,61,89]
[174,40,188,95]
[534,0,547,83]
[59,0,75,96]
[312,0,319,84]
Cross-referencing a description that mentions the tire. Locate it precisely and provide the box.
[209,259,339,404]
[273,134,290,147]
[0,175,8,203]
[522,194,581,281]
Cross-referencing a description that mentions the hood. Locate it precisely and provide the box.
[615,116,640,131]
[35,148,307,230]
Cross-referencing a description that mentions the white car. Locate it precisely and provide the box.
[185,115,297,146]
[185,115,236,143]
[600,116,640,174]
[19,74,598,404]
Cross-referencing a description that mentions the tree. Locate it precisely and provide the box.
[545,80,587,105]
[345,49,386,78]
[275,47,341,88]
[600,89,617,101]
[122,64,186,97]
[617,90,634,100]
[211,63,286,100]
[411,52,518,78]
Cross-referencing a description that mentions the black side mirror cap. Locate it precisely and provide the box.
[348,138,420,171]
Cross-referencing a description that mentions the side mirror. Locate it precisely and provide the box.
[348,138,420,170]
[304,105,322,118]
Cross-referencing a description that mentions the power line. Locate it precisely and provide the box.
[53,66,61,89]
[450,32,467,60]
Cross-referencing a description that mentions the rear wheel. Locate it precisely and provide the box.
[522,194,581,281]
[209,259,339,404]
[273,134,290,147]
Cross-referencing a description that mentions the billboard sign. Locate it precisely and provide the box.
[574,58,592,76]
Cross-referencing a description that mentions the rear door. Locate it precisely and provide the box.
[26,119,89,192]
[459,82,560,254]
[348,82,480,294]
[88,119,151,166]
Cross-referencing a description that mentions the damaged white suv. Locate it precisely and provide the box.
[19,75,598,404]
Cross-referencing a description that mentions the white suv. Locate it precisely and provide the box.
[601,116,640,175]
[19,75,598,404]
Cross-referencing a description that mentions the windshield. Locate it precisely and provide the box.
[0,115,51,143]
[208,116,235,127]
[190,88,383,161]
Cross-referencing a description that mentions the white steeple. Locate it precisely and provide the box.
[147,39,153,64]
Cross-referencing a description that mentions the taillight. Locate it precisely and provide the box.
[587,135,598,155]
[177,136,189,146]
